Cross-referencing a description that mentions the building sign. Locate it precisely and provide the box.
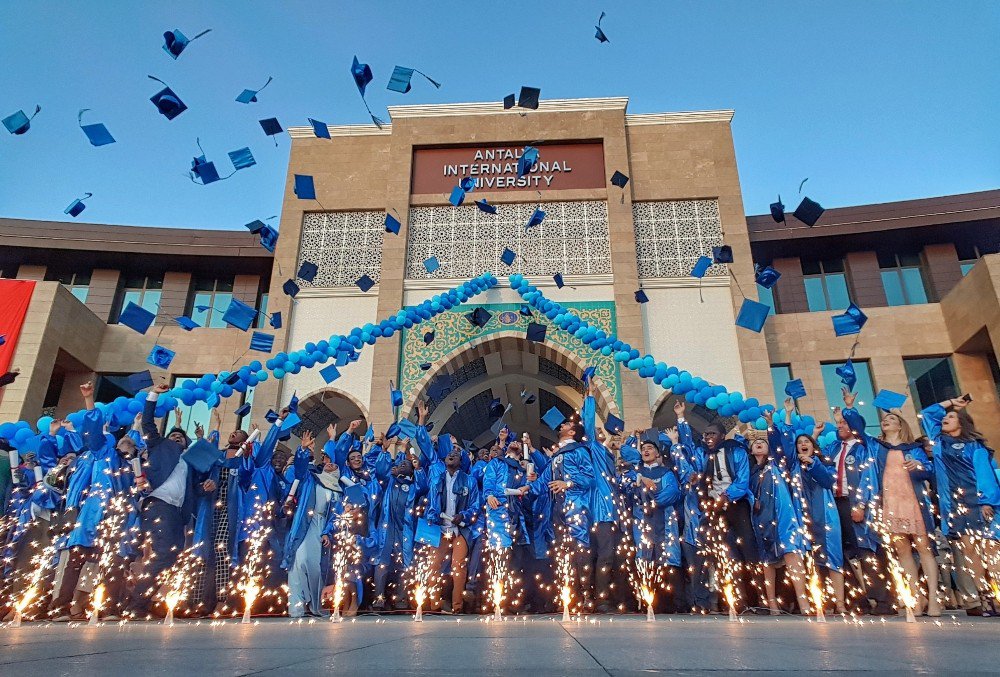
[410,142,606,195]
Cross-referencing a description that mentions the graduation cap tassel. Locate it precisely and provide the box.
[253,76,273,96]
[414,70,442,89]
[28,104,41,122]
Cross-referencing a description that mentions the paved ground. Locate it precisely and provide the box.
[2,613,998,675]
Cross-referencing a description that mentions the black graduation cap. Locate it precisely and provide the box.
[793,197,824,227]
[225,371,243,386]
[309,118,331,139]
[488,398,505,418]
[634,289,649,304]
[520,389,536,405]
[595,11,610,43]
[554,273,565,289]
[503,93,516,109]
[526,322,546,343]
[297,261,319,282]
[610,170,629,188]
[466,307,492,328]
[423,330,435,344]
[259,224,278,253]
[420,362,432,371]
[162,28,211,59]
[235,403,252,418]
[0,371,19,388]
[269,311,282,329]
[518,86,540,110]
[236,76,273,104]
[259,118,283,144]
[427,375,453,401]
[712,245,733,264]
[148,76,187,120]
[769,195,785,223]
[355,274,375,292]
[282,279,300,298]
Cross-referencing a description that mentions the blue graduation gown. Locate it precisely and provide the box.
[823,409,882,553]
[373,468,428,568]
[620,462,682,566]
[580,396,617,525]
[426,461,481,546]
[483,456,528,549]
[527,442,595,547]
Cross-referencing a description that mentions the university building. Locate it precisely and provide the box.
[1,97,998,449]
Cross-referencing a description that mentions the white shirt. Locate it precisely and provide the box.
[831,439,858,498]
[443,470,459,534]
[707,451,732,500]
[150,456,188,507]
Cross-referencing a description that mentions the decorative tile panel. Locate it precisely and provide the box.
[632,200,726,278]
[405,201,611,279]
[298,211,385,287]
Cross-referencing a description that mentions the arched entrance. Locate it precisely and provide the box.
[401,332,619,450]
[293,387,369,450]
[650,389,737,434]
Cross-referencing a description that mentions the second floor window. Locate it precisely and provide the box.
[254,291,270,328]
[956,243,994,276]
[802,258,850,312]
[878,252,929,305]
[116,273,163,324]
[48,271,92,303]
[189,276,235,329]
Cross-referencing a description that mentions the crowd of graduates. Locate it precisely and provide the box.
[2,375,999,623]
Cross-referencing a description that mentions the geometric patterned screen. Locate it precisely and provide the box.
[298,211,385,287]
[632,199,726,278]
[405,201,612,279]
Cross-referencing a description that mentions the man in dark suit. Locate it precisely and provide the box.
[125,383,197,618]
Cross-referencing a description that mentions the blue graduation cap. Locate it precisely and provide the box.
[3,105,40,135]
[387,66,441,93]
[501,248,517,266]
[118,302,155,334]
[319,364,342,384]
[735,298,770,333]
[755,264,781,289]
[873,389,907,411]
[581,366,596,384]
[634,289,649,304]
[448,186,466,206]
[78,109,114,146]
[605,413,625,436]
[420,362,432,371]
[466,307,492,328]
[234,402,252,418]
[770,195,785,223]
[351,56,385,128]
[228,147,256,170]
[282,279,300,298]
[148,76,187,120]
[245,220,266,234]
[488,397,505,418]
[475,199,497,214]
[162,28,211,59]
[126,370,154,394]
[794,197,825,227]
[423,330,435,344]
[712,245,734,264]
[526,322,546,342]
[518,87,540,110]
[784,378,807,400]
[836,359,857,391]
[518,146,539,177]
[259,224,279,253]
[308,118,331,139]
[280,412,301,432]
[428,374,453,401]
[294,174,315,200]
[297,261,319,282]
[423,256,441,274]
[335,351,351,367]
[832,302,868,337]
[542,406,566,430]
[459,177,476,192]
[525,208,545,231]
[222,298,257,331]
[385,213,401,234]
[519,304,533,317]
[595,11,610,43]
[269,311,282,329]
[190,155,221,185]
[265,410,279,424]
[181,439,224,474]
[385,423,402,440]
[554,273,565,288]
[390,381,403,408]
[610,170,628,188]
[64,193,92,218]
[147,345,175,369]
[355,274,375,292]
[250,331,274,353]
[691,255,712,278]
[235,76,272,104]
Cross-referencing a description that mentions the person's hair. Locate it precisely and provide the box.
[703,422,725,437]
[877,411,915,444]
[949,407,988,443]
[794,433,825,462]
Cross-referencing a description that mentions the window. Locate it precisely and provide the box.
[956,243,997,276]
[802,258,851,312]
[770,364,792,407]
[115,273,163,324]
[170,376,213,440]
[878,252,929,305]
[904,357,959,411]
[757,284,777,316]
[820,359,879,435]
[47,270,92,303]
[189,275,235,329]
[255,292,270,329]
[1,264,19,279]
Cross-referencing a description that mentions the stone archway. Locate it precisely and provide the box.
[650,388,737,434]
[294,387,370,449]
[401,332,618,449]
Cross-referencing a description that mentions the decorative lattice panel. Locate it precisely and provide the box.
[298,211,385,287]
[632,200,726,278]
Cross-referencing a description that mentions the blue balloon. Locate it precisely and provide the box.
[0,422,18,439]
[600,346,613,356]
[706,396,718,410]
[182,379,197,390]
[745,397,759,409]
[747,407,761,420]
[13,428,34,445]
[221,385,235,398]
[198,374,214,389]
[273,368,285,379]
[128,400,143,415]
[180,390,196,406]
[719,404,734,417]
[754,418,768,430]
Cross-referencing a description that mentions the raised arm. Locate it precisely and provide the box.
[142,384,170,447]
[581,379,598,445]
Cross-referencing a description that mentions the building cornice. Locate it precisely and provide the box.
[638,276,730,288]
[625,111,734,126]
[288,124,392,138]
[404,274,615,292]
[386,97,630,119]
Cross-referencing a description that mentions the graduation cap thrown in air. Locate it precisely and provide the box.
[235,76,273,104]
[427,375,452,401]
[234,402,252,418]
[690,256,712,278]
[423,256,441,274]
[793,197,824,227]
[712,245,733,264]
[258,224,279,253]
[634,289,649,304]
[604,413,625,436]
[385,213,401,234]
[448,186,466,207]
[174,316,199,331]
[126,370,154,394]
[297,261,319,282]
[554,273,565,289]
[269,311,282,329]
[465,307,492,328]
[282,279,300,298]
[182,439,224,474]
[832,302,868,337]
[518,86,540,110]
[309,118,331,139]
[351,56,386,128]
[147,345,175,369]
[735,298,770,333]
[873,389,907,411]
[250,332,274,353]
[595,11,610,43]
[475,199,497,214]
[769,196,785,223]
[784,378,807,400]
[162,28,211,59]
[228,147,256,170]
[387,66,441,93]
[423,330,435,345]
[519,305,533,317]
[64,193,93,218]
[542,407,566,430]
[525,208,545,231]
[355,274,375,292]
[520,389,537,405]
[222,298,257,331]
[501,248,517,266]
[836,359,857,391]
[148,76,187,120]
[390,382,403,408]
[518,146,539,178]
[581,366,596,385]
[503,93,516,109]
[118,302,156,335]
[319,364,342,384]
[78,109,114,146]
[526,322,546,343]
[294,174,315,200]
[3,105,40,135]
[755,265,781,290]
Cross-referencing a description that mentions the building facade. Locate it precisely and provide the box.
[1,97,998,448]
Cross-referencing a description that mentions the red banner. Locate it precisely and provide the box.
[0,279,35,383]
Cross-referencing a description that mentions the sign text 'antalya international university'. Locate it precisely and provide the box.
[410,143,606,195]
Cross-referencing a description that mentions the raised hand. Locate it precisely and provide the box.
[79,381,94,399]
[665,427,680,445]
[841,386,857,409]
[673,399,685,418]
[301,429,316,450]
[327,423,337,439]
[783,397,795,415]
[347,418,363,433]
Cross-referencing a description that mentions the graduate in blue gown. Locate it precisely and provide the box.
[747,412,812,614]
[921,397,1000,614]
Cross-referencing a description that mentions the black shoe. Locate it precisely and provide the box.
[870,602,895,616]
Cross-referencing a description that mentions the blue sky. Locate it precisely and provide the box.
[1,1,997,230]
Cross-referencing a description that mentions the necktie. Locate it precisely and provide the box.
[836,441,848,496]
